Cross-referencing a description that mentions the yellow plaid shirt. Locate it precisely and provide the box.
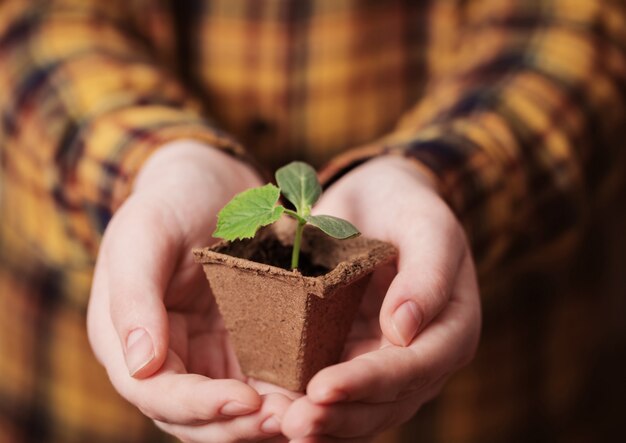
[1,0,625,442]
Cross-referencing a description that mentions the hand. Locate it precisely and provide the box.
[281,156,482,442]
[87,141,293,442]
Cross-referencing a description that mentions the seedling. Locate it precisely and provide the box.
[213,161,360,269]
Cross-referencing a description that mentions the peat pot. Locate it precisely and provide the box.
[193,222,397,391]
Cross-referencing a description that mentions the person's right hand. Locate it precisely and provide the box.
[87,140,294,442]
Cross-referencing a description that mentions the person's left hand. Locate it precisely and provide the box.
[280,156,482,442]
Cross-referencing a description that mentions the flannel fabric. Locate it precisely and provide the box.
[1,0,625,442]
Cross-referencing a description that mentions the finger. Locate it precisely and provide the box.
[90,268,262,425]
[114,348,263,426]
[307,252,480,404]
[282,395,420,440]
[379,207,466,346]
[130,369,262,425]
[307,346,430,404]
[104,196,181,378]
[285,378,447,440]
[114,347,263,425]
[155,392,292,442]
[247,377,304,401]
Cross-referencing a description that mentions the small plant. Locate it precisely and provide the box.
[213,161,360,269]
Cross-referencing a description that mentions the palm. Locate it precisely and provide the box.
[165,289,240,382]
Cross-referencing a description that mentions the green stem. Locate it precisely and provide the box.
[291,220,305,270]
[284,208,300,219]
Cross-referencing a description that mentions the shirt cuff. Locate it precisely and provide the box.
[68,105,258,242]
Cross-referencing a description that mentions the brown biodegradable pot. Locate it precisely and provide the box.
[193,221,397,392]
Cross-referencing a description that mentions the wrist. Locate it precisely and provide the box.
[369,155,439,192]
[329,155,440,201]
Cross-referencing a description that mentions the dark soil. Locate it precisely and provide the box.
[248,236,330,277]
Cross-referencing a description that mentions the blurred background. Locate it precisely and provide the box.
[1,1,626,442]
[391,180,626,442]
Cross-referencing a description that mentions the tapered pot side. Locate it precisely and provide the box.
[193,223,397,392]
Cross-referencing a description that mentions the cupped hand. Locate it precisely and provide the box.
[87,141,294,443]
[281,156,482,442]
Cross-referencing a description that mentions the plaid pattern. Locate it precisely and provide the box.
[1,0,625,442]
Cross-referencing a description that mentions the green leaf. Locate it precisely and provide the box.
[213,184,285,241]
[307,215,360,239]
[275,161,321,216]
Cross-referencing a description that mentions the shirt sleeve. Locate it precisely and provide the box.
[0,0,250,256]
[320,0,626,273]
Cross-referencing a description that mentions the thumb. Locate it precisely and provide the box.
[104,199,178,379]
[379,218,466,346]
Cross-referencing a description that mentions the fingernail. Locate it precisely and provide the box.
[392,301,421,346]
[220,401,258,416]
[126,328,154,376]
[260,415,281,434]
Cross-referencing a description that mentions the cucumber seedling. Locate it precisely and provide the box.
[213,161,360,269]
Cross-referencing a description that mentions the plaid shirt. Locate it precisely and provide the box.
[1,0,625,442]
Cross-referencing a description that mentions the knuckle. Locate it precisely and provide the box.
[434,208,467,252]
[421,266,450,306]
[108,299,130,330]
[109,375,137,407]
[137,400,165,422]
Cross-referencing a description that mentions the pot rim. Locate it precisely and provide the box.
[193,236,397,293]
